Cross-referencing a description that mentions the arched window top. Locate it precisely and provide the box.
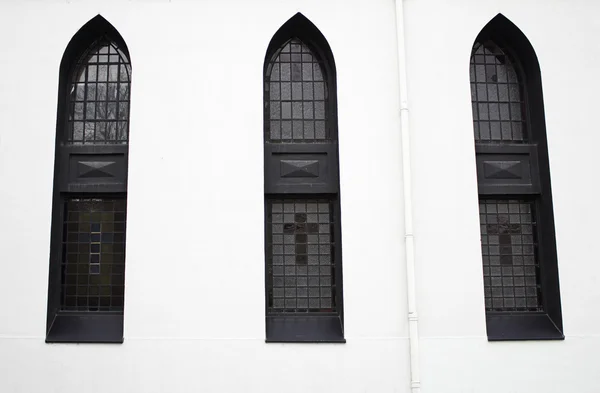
[470,40,526,143]
[268,38,325,87]
[264,13,337,144]
[265,37,328,142]
[67,37,131,145]
[264,13,335,69]
[72,38,131,84]
[58,15,131,146]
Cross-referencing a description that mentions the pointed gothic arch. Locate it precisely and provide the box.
[46,15,131,343]
[470,14,562,340]
[263,13,344,343]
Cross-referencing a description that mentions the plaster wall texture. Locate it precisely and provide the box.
[0,0,597,392]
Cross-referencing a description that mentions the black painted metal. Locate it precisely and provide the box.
[265,315,345,343]
[47,16,130,344]
[263,13,344,343]
[46,314,124,343]
[471,14,562,340]
[486,313,563,341]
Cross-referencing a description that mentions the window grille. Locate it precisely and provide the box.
[479,199,541,311]
[471,41,526,143]
[266,39,328,142]
[263,14,344,342]
[68,38,131,144]
[469,14,562,340]
[471,41,543,314]
[267,199,336,313]
[61,198,126,312]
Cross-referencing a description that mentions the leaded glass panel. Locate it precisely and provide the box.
[68,39,131,144]
[479,199,542,312]
[61,198,126,312]
[266,39,328,142]
[267,199,336,313]
[470,41,527,143]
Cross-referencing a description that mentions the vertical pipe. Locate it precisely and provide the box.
[394,1,421,392]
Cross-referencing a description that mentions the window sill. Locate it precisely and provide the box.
[266,315,345,343]
[486,312,564,341]
[46,312,123,343]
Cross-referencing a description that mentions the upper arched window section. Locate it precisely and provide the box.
[265,38,328,142]
[470,41,526,143]
[68,38,131,144]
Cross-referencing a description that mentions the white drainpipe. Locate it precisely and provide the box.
[394,1,421,392]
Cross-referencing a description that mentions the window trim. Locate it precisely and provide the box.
[46,15,130,344]
[263,13,344,343]
[472,14,563,341]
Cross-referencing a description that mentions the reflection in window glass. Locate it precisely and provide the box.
[68,39,131,145]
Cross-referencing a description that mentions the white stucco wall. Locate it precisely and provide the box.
[406,0,600,392]
[0,0,598,392]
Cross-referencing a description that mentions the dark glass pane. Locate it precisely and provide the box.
[470,41,527,143]
[67,39,131,145]
[267,199,335,313]
[266,38,328,142]
[479,199,541,312]
[60,198,127,312]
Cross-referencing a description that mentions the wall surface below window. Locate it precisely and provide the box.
[0,0,598,392]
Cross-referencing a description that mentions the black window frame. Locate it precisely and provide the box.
[46,15,131,343]
[263,13,345,343]
[471,14,563,341]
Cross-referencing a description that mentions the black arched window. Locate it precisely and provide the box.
[46,16,131,343]
[470,15,562,340]
[264,13,344,343]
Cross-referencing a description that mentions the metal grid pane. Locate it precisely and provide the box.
[479,199,542,312]
[470,41,527,143]
[267,199,336,313]
[266,39,328,142]
[61,198,126,312]
[68,38,131,145]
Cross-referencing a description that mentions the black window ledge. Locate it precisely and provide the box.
[46,312,123,343]
[266,315,345,343]
[486,312,564,341]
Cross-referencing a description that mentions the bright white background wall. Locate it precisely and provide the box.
[0,1,409,392]
[405,0,600,392]
[1,0,599,392]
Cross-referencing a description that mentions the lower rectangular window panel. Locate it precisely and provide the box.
[480,199,541,312]
[265,198,344,342]
[478,198,563,340]
[46,197,126,343]
[62,198,126,312]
